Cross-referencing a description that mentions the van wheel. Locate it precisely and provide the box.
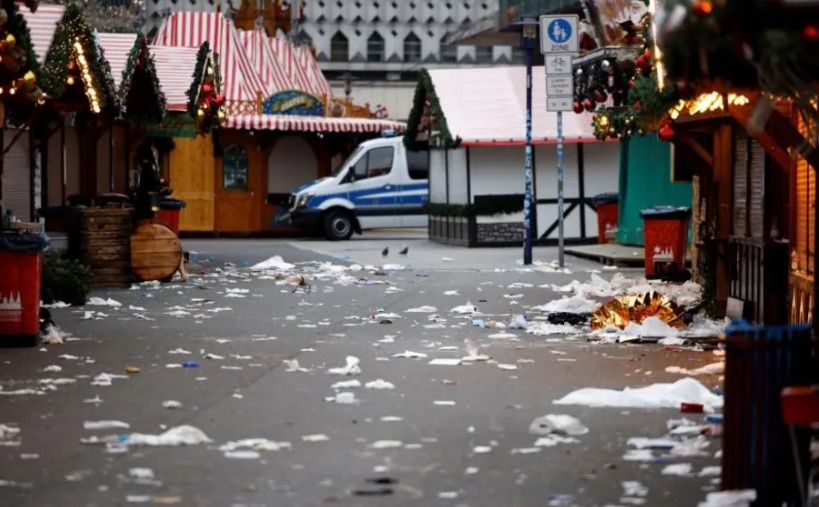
[323,210,354,241]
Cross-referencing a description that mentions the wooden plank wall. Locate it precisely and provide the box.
[169,134,215,232]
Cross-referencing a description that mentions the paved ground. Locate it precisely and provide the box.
[0,232,723,507]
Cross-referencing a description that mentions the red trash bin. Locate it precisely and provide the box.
[0,232,49,344]
[592,193,618,244]
[640,206,691,278]
[157,198,186,236]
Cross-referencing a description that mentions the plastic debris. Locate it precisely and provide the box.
[370,440,403,449]
[162,400,182,409]
[429,358,461,366]
[302,434,329,442]
[392,351,427,359]
[331,379,362,390]
[86,297,122,307]
[84,420,130,430]
[666,362,725,377]
[662,463,693,476]
[451,302,479,314]
[218,439,291,453]
[43,365,62,373]
[509,314,529,329]
[473,446,492,454]
[129,468,154,480]
[497,363,518,371]
[283,359,310,373]
[250,256,295,271]
[529,414,589,436]
[90,373,127,386]
[554,378,724,412]
[42,325,68,345]
[326,356,362,375]
[698,490,756,507]
[532,295,600,314]
[365,379,395,389]
[224,450,260,459]
[117,425,211,447]
[333,392,357,404]
[406,306,437,313]
[182,361,199,368]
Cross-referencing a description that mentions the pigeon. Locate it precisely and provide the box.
[381,247,389,257]
[399,246,409,256]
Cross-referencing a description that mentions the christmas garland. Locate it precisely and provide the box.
[2,0,46,126]
[403,68,460,149]
[120,34,166,124]
[40,3,117,110]
[186,41,209,118]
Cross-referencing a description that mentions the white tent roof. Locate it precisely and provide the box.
[427,66,601,146]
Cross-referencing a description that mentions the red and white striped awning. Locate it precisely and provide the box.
[21,4,64,64]
[238,28,291,95]
[269,37,313,95]
[152,12,266,103]
[226,114,405,134]
[151,45,199,111]
[294,45,332,98]
[96,33,137,89]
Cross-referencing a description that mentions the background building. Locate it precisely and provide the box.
[141,0,522,120]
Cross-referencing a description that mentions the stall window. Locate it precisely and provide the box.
[352,147,394,180]
[407,149,429,180]
[223,144,249,190]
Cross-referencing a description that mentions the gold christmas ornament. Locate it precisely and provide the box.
[216,109,226,122]
[590,292,684,330]
[196,107,205,119]
[5,33,15,48]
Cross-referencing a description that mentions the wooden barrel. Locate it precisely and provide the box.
[130,220,182,282]
[71,208,132,288]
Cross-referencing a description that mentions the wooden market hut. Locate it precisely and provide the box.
[403,66,620,247]
[150,11,404,235]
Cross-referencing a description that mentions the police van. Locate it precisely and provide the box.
[288,134,429,240]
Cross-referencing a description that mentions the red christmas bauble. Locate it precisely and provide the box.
[583,98,594,112]
[804,25,819,41]
[658,123,674,142]
[202,83,214,95]
[573,101,584,114]
[692,0,712,17]
[633,100,643,110]
[593,90,608,103]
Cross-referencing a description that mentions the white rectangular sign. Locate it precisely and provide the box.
[540,15,579,54]
[547,97,573,112]
[547,75,574,96]
[545,55,573,74]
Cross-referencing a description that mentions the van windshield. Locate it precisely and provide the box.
[331,146,366,177]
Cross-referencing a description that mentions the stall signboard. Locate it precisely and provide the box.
[263,91,324,116]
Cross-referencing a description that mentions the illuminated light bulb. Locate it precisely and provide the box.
[9,87,15,95]
[67,76,75,85]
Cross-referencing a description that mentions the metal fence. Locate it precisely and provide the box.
[723,321,816,505]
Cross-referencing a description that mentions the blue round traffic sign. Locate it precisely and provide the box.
[547,19,572,44]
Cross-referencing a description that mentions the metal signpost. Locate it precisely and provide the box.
[540,14,578,268]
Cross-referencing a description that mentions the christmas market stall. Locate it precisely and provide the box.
[403,66,617,247]
[151,10,404,235]
[569,0,692,248]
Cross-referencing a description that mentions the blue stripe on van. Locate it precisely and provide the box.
[307,183,428,209]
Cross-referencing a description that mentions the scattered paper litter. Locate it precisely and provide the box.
[699,466,721,477]
[333,392,357,404]
[326,356,361,375]
[382,263,405,271]
[119,425,211,446]
[90,373,127,387]
[162,400,182,409]
[392,350,427,359]
[129,468,155,480]
[698,490,756,507]
[429,358,461,366]
[331,379,362,390]
[406,306,437,313]
[380,416,403,422]
[58,354,79,361]
[370,440,403,449]
[438,492,458,499]
[529,414,589,436]
[451,302,479,314]
[42,301,70,309]
[283,359,310,373]
[224,450,260,459]
[43,365,62,373]
[531,295,600,314]
[554,378,724,412]
[168,348,191,355]
[250,256,294,271]
[218,439,291,452]
[472,446,492,454]
[83,396,103,404]
[497,363,518,371]
[662,463,693,476]
[434,400,456,406]
[624,316,680,338]
[41,325,68,344]
[443,290,459,296]
[86,297,122,307]
[622,481,649,498]
[302,434,329,442]
[488,332,518,339]
[365,379,395,389]
[666,362,725,377]
[534,435,580,447]
[84,420,130,430]
[659,336,687,346]
[526,322,581,336]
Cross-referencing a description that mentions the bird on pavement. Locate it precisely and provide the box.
[399,246,409,256]
[382,247,389,256]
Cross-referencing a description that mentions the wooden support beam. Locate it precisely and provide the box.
[713,123,733,318]
[678,135,714,168]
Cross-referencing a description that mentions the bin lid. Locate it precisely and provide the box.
[639,205,691,219]
[591,192,618,206]
[159,198,187,210]
[0,232,50,252]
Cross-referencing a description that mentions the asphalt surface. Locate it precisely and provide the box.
[0,235,723,507]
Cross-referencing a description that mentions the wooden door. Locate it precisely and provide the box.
[169,134,215,232]
[216,134,261,233]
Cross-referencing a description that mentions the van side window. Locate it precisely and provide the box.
[353,147,394,180]
[407,149,429,180]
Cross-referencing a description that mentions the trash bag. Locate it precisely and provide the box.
[548,312,588,326]
[0,232,49,253]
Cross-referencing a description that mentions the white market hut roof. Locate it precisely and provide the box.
[407,66,603,147]
[22,4,64,64]
[96,32,137,89]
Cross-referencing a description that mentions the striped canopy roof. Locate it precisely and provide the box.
[22,4,64,63]
[152,11,266,104]
[96,33,137,89]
